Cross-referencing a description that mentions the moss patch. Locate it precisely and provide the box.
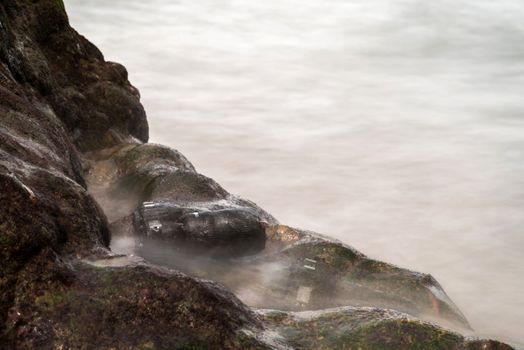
[264,308,511,350]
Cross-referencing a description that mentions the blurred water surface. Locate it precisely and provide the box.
[66,0,524,345]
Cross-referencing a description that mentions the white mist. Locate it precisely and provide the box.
[66,0,524,345]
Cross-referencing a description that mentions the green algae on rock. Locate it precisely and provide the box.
[130,223,470,332]
[259,307,512,350]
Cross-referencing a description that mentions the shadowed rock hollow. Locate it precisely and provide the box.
[0,1,515,349]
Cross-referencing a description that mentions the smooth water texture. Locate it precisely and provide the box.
[66,0,524,345]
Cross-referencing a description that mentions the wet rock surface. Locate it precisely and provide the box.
[0,0,148,152]
[134,224,471,332]
[3,249,267,349]
[0,1,516,349]
[134,203,267,257]
[259,307,512,350]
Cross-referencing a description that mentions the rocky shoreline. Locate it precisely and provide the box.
[0,1,514,349]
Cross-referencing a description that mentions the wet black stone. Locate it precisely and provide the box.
[135,204,266,257]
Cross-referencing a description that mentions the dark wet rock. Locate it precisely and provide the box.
[0,0,148,152]
[134,203,267,257]
[0,66,111,340]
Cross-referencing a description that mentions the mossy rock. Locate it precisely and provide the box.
[105,143,208,204]
[189,227,469,331]
[282,241,364,269]
[269,237,470,330]
[148,171,229,202]
[7,256,269,349]
[113,143,195,175]
[260,307,513,350]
